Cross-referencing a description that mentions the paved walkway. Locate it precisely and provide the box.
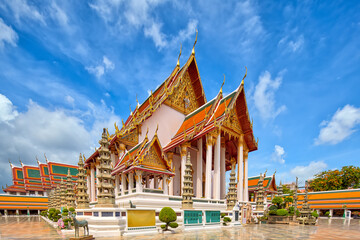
[0,217,359,239]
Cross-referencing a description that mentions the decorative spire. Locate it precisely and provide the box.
[76,153,89,209]
[227,158,237,210]
[182,152,193,209]
[220,74,225,94]
[44,153,49,163]
[241,66,247,85]
[191,29,198,55]
[155,124,159,136]
[255,172,265,211]
[136,94,140,107]
[19,157,23,167]
[177,43,182,67]
[95,128,116,207]
[66,168,75,209]
[60,178,67,208]
[145,127,149,140]
[8,159,13,168]
[122,119,125,128]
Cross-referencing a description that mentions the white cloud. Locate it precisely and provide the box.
[86,55,115,79]
[144,21,166,48]
[89,0,123,23]
[278,34,304,53]
[290,161,327,183]
[315,105,360,145]
[272,145,285,164]
[253,70,286,120]
[65,95,74,106]
[49,2,69,26]
[0,94,19,123]
[0,18,18,48]
[0,94,120,185]
[1,0,45,24]
[103,56,115,70]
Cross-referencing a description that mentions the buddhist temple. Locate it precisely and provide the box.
[82,40,258,216]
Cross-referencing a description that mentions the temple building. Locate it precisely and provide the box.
[83,41,258,213]
[248,173,277,203]
[0,157,78,215]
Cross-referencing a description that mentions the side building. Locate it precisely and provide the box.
[0,158,78,215]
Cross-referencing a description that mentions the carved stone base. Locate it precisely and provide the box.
[69,235,94,240]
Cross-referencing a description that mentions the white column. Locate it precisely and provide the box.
[154,175,159,189]
[244,151,249,202]
[145,175,150,188]
[205,135,213,199]
[180,144,188,195]
[220,142,226,199]
[90,165,95,202]
[86,174,90,197]
[196,138,203,198]
[115,174,119,196]
[167,152,174,196]
[135,171,143,193]
[329,209,333,217]
[121,173,126,195]
[163,175,169,195]
[214,133,221,200]
[128,172,134,193]
[110,153,116,168]
[237,137,244,202]
[44,191,48,197]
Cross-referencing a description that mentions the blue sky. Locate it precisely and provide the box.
[0,0,359,188]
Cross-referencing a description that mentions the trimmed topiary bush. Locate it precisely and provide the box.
[325,211,330,217]
[221,213,226,218]
[311,211,319,218]
[269,210,277,215]
[288,206,295,215]
[276,209,288,216]
[159,207,178,231]
[272,197,284,209]
[223,217,231,226]
[269,205,278,211]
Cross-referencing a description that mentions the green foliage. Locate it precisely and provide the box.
[159,207,177,231]
[296,210,300,217]
[325,211,330,217]
[221,213,226,218]
[62,208,69,217]
[288,206,295,215]
[276,209,288,216]
[160,224,166,229]
[282,185,294,195]
[223,217,231,222]
[168,222,178,228]
[310,165,360,191]
[269,210,277,215]
[311,211,319,218]
[272,197,283,209]
[40,210,47,217]
[284,197,293,203]
[269,205,278,211]
[69,207,75,213]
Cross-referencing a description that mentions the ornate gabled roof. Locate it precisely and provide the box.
[22,165,43,191]
[47,161,78,187]
[248,174,277,192]
[164,79,258,152]
[112,132,174,176]
[37,160,52,189]
[111,53,207,141]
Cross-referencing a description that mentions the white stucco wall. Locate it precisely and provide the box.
[139,104,185,147]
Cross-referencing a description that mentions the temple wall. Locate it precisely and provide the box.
[173,154,181,196]
[139,104,185,146]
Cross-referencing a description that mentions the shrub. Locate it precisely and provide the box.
[311,211,319,218]
[223,216,231,226]
[296,210,300,217]
[276,209,288,216]
[269,205,278,211]
[288,206,295,215]
[272,197,284,209]
[160,224,166,229]
[325,211,330,217]
[40,210,47,217]
[221,213,226,218]
[269,210,277,215]
[169,222,178,228]
[159,207,178,231]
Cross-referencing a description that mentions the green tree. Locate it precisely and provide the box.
[159,207,178,231]
[282,185,293,195]
[309,165,360,191]
[272,196,283,209]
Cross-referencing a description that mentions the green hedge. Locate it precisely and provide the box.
[276,209,288,216]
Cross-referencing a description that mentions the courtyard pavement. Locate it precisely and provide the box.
[0,217,359,239]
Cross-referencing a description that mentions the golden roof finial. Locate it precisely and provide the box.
[129,104,132,115]
[192,29,198,55]
[114,122,119,133]
[241,66,247,85]
[8,159,13,168]
[145,127,149,139]
[44,153,49,163]
[36,156,39,165]
[155,124,159,136]
[83,154,86,162]
[136,94,139,107]
[183,127,187,139]
[106,128,110,139]
[19,157,23,167]
[220,74,225,94]
[177,43,182,67]
[122,119,125,128]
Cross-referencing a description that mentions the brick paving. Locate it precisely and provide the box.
[0,217,359,239]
